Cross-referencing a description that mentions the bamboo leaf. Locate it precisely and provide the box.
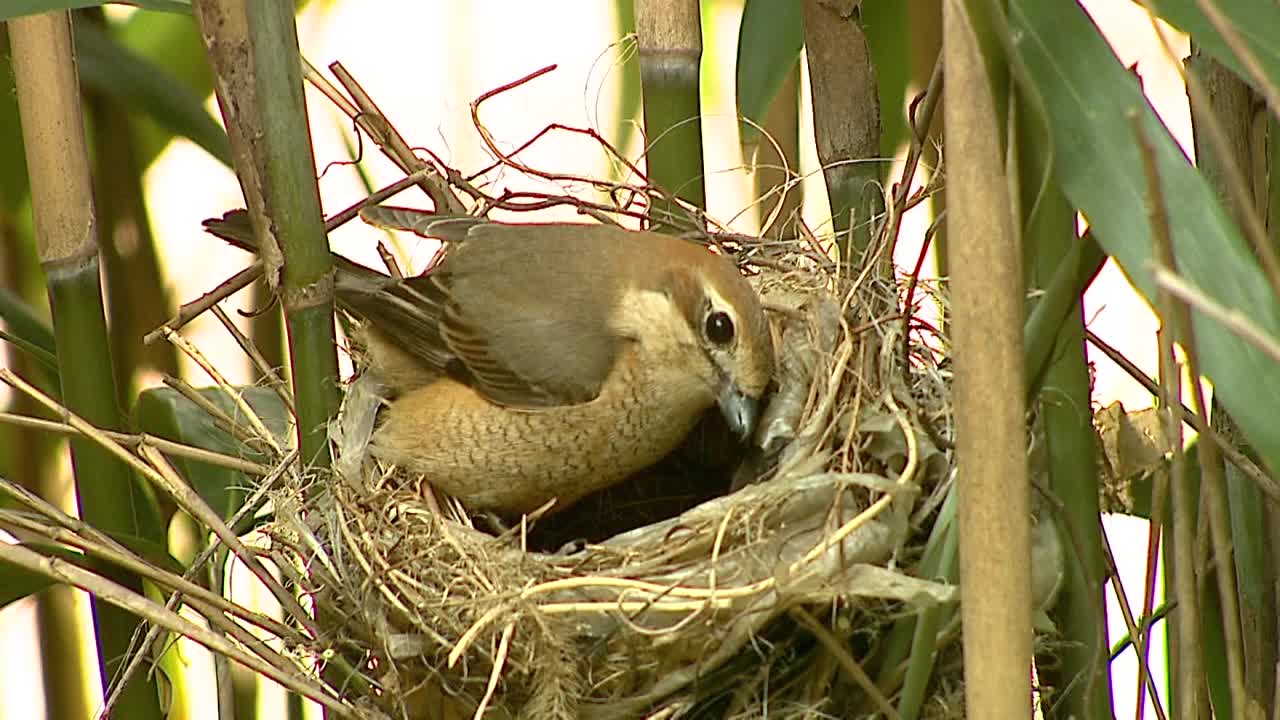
[74,16,231,166]
[115,8,218,170]
[134,386,288,521]
[2,1,189,21]
[1009,0,1280,472]
[735,0,802,144]
[1023,233,1106,396]
[0,289,56,364]
[861,0,910,154]
[0,543,77,607]
[1201,563,1233,717]
[103,530,186,575]
[0,51,29,212]
[0,534,184,609]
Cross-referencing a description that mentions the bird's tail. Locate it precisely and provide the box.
[202,207,391,284]
[201,208,260,254]
[202,206,457,377]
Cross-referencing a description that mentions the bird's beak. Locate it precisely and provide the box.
[717,383,760,440]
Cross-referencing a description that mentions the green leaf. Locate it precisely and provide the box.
[1201,559,1232,717]
[104,530,186,575]
[1144,0,1280,99]
[1,1,190,21]
[0,533,184,610]
[0,542,81,608]
[1024,232,1107,398]
[73,16,231,167]
[895,485,959,718]
[735,0,803,144]
[0,51,30,213]
[1009,0,1280,473]
[134,386,289,521]
[860,0,910,154]
[0,289,57,371]
[114,7,219,169]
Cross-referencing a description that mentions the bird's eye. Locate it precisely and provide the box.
[705,311,735,345]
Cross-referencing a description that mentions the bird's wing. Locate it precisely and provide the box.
[203,208,452,373]
[343,221,633,408]
[336,269,457,375]
[435,223,631,408]
[343,208,486,375]
[211,208,633,408]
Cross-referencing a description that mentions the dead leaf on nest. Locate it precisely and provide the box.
[1096,401,1172,480]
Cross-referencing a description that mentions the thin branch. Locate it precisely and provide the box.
[0,412,271,475]
[887,55,944,256]
[0,508,298,642]
[1152,266,1280,364]
[326,60,467,213]
[145,262,262,345]
[0,369,320,638]
[161,374,262,449]
[791,607,903,720]
[159,328,284,454]
[1133,113,1205,718]
[105,449,297,714]
[0,542,351,717]
[1098,521,1169,720]
[210,305,295,416]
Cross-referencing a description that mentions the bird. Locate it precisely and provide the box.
[205,208,775,515]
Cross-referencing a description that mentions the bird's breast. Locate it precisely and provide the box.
[370,346,715,514]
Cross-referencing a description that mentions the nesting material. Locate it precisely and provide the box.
[261,236,967,720]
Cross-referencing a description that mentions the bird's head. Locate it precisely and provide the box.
[616,237,775,440]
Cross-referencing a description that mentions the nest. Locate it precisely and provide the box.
[256,226,963,718]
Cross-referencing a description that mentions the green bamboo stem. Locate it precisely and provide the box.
[9,11,163,720]
[0,210,85,720]
[194,0,339,476]
[193,4,339,714]
[610,0,644,184]
[1020,95,1112,716]
[635,0,706,226]
[245,2,339,472]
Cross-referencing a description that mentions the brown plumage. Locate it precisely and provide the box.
[207,209,775,514]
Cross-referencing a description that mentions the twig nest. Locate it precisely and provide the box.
[272,257,960,719]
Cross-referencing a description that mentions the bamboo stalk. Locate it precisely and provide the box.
[9,12,164,719]
[1185,49,1263,717]
[634,0,706,227]
[192,0,339,476]
[942,2,1033,717]
[1134,114,1207,720]
[800,0,883,261]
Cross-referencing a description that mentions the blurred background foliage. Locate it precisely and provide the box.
[2,0,1279,718]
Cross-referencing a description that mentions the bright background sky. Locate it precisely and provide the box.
[1,1,1191,717]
